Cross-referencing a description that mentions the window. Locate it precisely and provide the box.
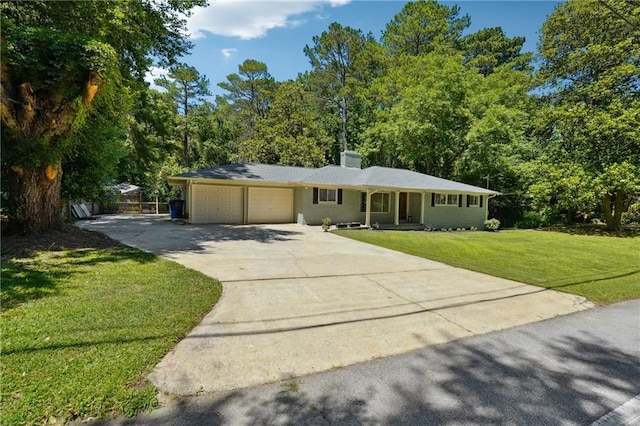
[319,188,337,203]
[434,194,448,206]
[468,195,480,207]
[433,193,459,206]
[360,192,390,213]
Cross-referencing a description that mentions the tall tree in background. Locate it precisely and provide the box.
[382,0,470,56]
[155,63,210,168]
[461,27,529,77]
[304,23,382,156]
[235,81,332,167]
[535,0,640,229]
[218,59,276,138]
[119,88,176,193]
[0,0,203,233]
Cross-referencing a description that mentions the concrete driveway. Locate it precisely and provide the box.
[79,215,594,397]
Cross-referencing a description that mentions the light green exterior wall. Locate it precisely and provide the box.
[295,188,487,228]
[296,188,365,225]
[422,194,487,229]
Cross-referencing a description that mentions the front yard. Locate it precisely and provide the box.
[1,228,222,425]
[335,228,640,304]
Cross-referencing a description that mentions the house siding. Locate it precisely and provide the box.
[422,193,486,229]
[297,187,365,225]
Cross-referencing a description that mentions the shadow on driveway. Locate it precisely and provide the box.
[78,215,304,255]
[100,301,640,425]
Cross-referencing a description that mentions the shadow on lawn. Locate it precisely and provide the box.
[104,326,640,425]
[1,246,155,310]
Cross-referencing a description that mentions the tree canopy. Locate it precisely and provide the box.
[3,0,638,232]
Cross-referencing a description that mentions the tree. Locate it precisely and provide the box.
[365,54,479,178]
[0,0,204,233]
[382,0,470,56]
[461,27,529,77]
[118,88,177,194]
[155,63,210,168]
[218,59,276,138]
[535,0,640,229]
[234,81,332,167]
[303,22,382,154]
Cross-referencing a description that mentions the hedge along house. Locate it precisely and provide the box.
[168,151,500,229]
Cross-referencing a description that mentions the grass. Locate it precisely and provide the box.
[335,229,640,304]
[1,246,222,425]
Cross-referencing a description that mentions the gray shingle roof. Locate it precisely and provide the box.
[172,163,499,195]
[174,163,315,183]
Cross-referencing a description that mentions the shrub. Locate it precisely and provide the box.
[515,211,544,229]
[622,201,640,225]
[484,218,500,231]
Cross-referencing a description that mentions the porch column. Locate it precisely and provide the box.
[365,191,372,227]
[394,191,400,225]
[420,192,425,224]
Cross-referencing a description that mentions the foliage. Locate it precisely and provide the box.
[534,0,640,230]
[1,245,222,424]
[155,63,211,168]
[0,0,205,232]
[515,211,545,229]
[484,218,500,231]
[523,160,598,224]
[234,81,332,167]
[461,27,530,76]
[336,229,640,304]
[304,22,382,153]
[622,200,640,225]
[218,59,276,138]
[382,0,470,56]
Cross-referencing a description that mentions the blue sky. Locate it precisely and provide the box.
[147,1,561,98]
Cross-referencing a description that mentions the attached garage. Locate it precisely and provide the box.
[247,187,293,223]
[191,184,243,224]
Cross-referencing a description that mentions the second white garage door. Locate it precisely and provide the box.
[248,187,293,223]
[191,184,244,224]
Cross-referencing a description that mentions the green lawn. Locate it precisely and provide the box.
[1,245,222,425]
[335,229,640,304]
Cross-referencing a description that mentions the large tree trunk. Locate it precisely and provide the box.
[602,190,631,231]
[7,161,64,233]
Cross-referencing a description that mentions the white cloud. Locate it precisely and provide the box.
[144,66,170,91]
[186,0,351,40]
[221,48,238,58]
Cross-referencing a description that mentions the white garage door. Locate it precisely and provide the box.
[191,185,243,224]
[248,187,293,223]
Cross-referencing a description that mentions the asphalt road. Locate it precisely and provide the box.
[92,299,640,426]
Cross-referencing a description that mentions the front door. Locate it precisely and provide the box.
[399,192,408,221]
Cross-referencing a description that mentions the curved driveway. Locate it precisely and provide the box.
[79,215,594,396]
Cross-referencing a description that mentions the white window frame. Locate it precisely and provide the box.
[468,195,480,207]
[319,188,337,204]
[434,193,459,206]
[434,193,448,206]
[370,192,390,213]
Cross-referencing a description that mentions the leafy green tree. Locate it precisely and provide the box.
[304,22,382,154]
[534,0,640,229]
[0,0,203,232]
[190,100,243,168]
[365,54,478,178]
[118,88,177,194]
[218,59,276,138]
[155,63,210,168]
[382,0,470,56]
[461,27,530,77]
[235,81,332,167]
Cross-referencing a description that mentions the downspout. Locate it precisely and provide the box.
[486,194,498,221]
